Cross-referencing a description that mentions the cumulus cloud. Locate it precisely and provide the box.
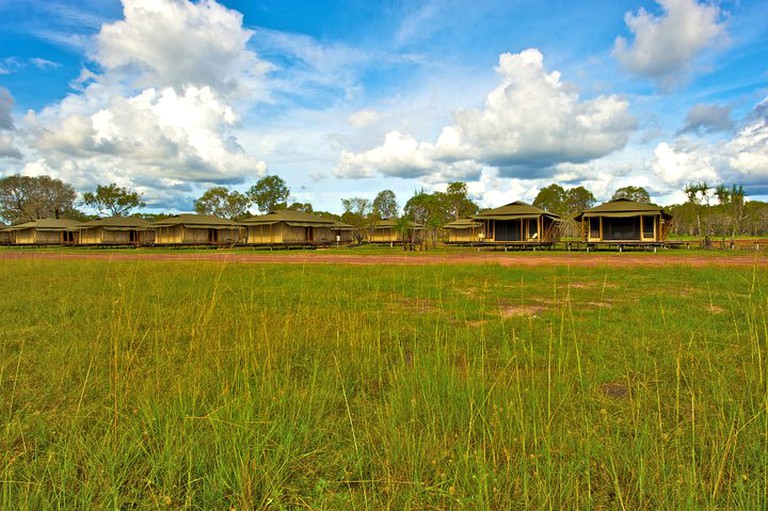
[17,0,270,204]
[679,103,733,134]
[454,49,636,172]
[0,88,14,130]
[652,141,720,186]
[613,0,727,88]
[727,98,768,177]
[644,96,768,202]
[95,0,271,97]
[335,48,635,182]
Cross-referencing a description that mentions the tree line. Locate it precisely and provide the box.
[1,174,767,239]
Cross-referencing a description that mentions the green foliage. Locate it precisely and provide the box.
[533,184,595,218]
[533,183,567,215]
[611,186,650,204]
[0,174,78,224]
[341,197,372,241]
[286,201,314,213]
[2,259,768,508]
[193,186,249,219]
[446,181,479,220]
[372,189,398,219]
[247,175,290,213]
[82,183,145,217]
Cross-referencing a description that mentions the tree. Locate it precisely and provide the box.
[404,189,452,248]
[247,175,289,213]
[193,187,249,219]
[286,201,314,213]
[532,184,567,216]
[445,182,479,220]
[340,197,372,242]
[372,189,398,219]
[82,183,145,217]
[564,186,596,215]
[0,174,78,224]
[611,186,650,204]
[684,182,711,239]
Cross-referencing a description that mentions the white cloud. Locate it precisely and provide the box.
[336,131,436,179]
[348,109,383,128]
[649,97,768,193]
[335,48,635,182]
[95,0,271,97]
[613,0,727,88]
[15,0,269,203]
[652,141,720,186]
[454,49,635,172]
[728,99,768,177]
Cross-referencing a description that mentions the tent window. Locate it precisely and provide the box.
[589,218,600,239]
[643,216,655,239]
[528,219,538,239]
[494,220,522,241]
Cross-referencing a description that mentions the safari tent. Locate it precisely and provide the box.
[443,218,483,243]
[153,214,240,245]
[7,218,83,244]
[369,218,424,243]
[331,220,355,243]
[75,216,155,245]
[241,210,341,245]
[0,222,10,244]
[574,198,672,244]
[474,201,561,245]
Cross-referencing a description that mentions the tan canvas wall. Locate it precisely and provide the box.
[78,228,153,244]
[445,228,479,243]
[155,225,185,244]
[370,227,399,242]
[282,225,306,242]
[12,229,73,244]
[247,223,335,243]
[335,230,354,242]
[247,224,281,243]
[12,229,37,244]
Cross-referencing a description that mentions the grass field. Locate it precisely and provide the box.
[1,257,767,509]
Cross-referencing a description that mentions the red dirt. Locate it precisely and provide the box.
[1,250,767,267]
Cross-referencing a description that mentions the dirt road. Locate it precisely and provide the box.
[2,249,766,267]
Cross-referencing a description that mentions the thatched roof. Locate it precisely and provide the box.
[373,218,424,230]
[7,218,83,231]
[574,198,672,221]
[475,201,560,220]
[152,214,238,228]
[331,220,354,231]
[241,209,338,228]
[443,218,482,229]
[75,216,153,230]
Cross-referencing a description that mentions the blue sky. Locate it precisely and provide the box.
[0,0,766,214]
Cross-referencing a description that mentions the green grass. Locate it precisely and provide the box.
[1,259,767,509]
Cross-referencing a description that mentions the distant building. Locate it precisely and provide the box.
[474,202,561,245]
[75,216,155,245]
[443,218,483,243]
[241,210,347,245]
[153,214,240,244]
[574,198,672,243]
[7,218,83,245]
[0,222,10,244]
[369,218,424,243]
